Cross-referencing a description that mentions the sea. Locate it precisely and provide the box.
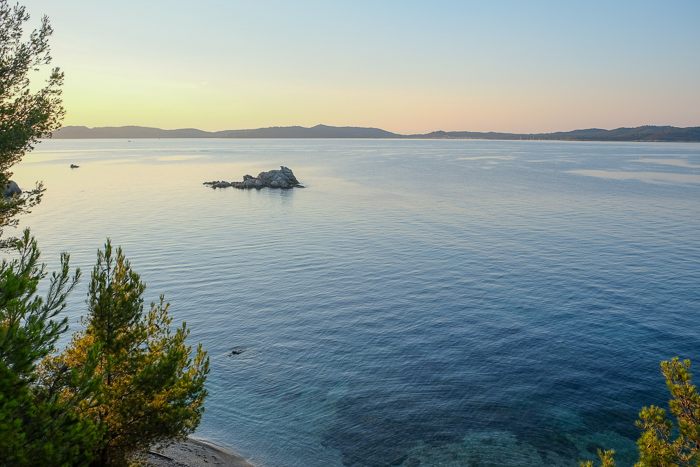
[10,138,700,466]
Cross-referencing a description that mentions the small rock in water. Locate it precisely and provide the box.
[204,166,304,190]
[3,180,22,197]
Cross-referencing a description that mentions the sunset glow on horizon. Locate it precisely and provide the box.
[27,0,700,134]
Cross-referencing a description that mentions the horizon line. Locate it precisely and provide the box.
[53,123,700,136]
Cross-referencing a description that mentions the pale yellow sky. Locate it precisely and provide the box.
[28,0,700,134]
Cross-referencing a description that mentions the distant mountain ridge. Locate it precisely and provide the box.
[421,125,700,142]
[51,124,700,142]
[52,124,397,140]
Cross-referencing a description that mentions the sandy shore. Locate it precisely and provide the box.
[144,438,254,467]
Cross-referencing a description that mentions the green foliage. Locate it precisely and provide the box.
[58,240,210,466]
[582,358,700,467]
[0,3,101,464]
[1,235,210,466]
[635,358,700,466]
[580,449,616,467]
[1,3,209,465]
[0,229,101,466]
[1,0,63,245]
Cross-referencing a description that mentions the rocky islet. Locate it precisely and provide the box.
[204,166,303,190]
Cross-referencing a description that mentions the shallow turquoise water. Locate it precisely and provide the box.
[12,139,700,466]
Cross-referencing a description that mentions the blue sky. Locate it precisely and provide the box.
[26,0,700,133]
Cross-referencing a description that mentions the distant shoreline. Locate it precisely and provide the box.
[48,124,700,142]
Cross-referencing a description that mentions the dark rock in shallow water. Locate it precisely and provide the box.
[204,166,304,189]
[3,180,22,197]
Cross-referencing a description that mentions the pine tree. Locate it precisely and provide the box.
[582,358,700,467]
[0,0,64,247]
[580,449,616,467]
[635,358,700,466]
[59,240,210,466]
[0,230,102,466]
[2,4,209,465]
[1,3,103,463]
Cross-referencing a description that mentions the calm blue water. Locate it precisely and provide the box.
[11,139,700,466]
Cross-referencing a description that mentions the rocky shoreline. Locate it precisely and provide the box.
[204,166,303,189]
[144,438,254,467]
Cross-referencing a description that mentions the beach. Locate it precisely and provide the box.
[145,439,254,467]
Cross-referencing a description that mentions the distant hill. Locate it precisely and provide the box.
[413,126,700,142]
[213,124,398,138]
[51,125,213,139]
[51,124,700,142]
[52,124,399,139]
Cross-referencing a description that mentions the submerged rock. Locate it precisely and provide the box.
[204,166,304,189]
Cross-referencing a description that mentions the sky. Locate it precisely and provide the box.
[24,0,700,134]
